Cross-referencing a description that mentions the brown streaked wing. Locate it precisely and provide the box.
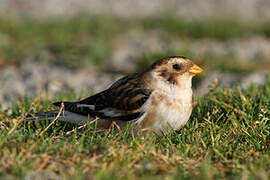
[53,72,152,121]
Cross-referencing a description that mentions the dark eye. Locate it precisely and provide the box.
[173,64,182,71]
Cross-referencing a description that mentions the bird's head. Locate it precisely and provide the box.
[146,56,203,89]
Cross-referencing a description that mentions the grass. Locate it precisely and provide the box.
[0,80,269,179]
[0,14,270,179]
[1,15,270,70]
[0,16,117,67]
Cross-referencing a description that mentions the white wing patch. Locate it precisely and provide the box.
[61,111,90,124]
[99,108,123,117]
[76,104,128,118]
[76,104,95,110]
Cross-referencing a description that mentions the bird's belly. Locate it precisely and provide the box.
[154,101,192,131]
[138,91,193,132]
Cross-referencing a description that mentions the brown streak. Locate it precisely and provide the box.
[146,56,188,72]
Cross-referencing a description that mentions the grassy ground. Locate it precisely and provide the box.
[0,81,269,179]
[0,14,270,179]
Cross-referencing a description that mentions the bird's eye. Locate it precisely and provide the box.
[172,64,182,71]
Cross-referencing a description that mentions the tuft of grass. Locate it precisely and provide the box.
[0,81,269,179]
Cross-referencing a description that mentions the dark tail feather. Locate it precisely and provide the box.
[53,101,78,112]
[26,111,62,121]
[53,101,72,107]
[52,101,62,107]
[25,102,89,124]
[25,110,89,125]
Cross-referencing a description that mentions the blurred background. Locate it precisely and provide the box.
[0,0,270,108]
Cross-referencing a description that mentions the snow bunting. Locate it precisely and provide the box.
[27,56,203,133]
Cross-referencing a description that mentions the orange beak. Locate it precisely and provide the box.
[189,64,203,74]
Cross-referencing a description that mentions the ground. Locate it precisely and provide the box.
[0,15,270,179]
[0,82,269,179]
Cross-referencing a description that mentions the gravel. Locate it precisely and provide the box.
[0,0,270,21]
[0,61,123,108]
[0,60,269,108]
[194,71,269,96]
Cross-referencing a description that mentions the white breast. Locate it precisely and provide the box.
[155,88,193,131]
[133,72,194,133]
[135,87,193,133]
[166,88,193,129]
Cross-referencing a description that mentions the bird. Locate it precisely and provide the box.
[27,56,203,133]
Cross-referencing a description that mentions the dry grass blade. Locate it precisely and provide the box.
[65,118,98,135]
[7,117,23,136]
[39,102,64,137]
[0,121,9,130]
